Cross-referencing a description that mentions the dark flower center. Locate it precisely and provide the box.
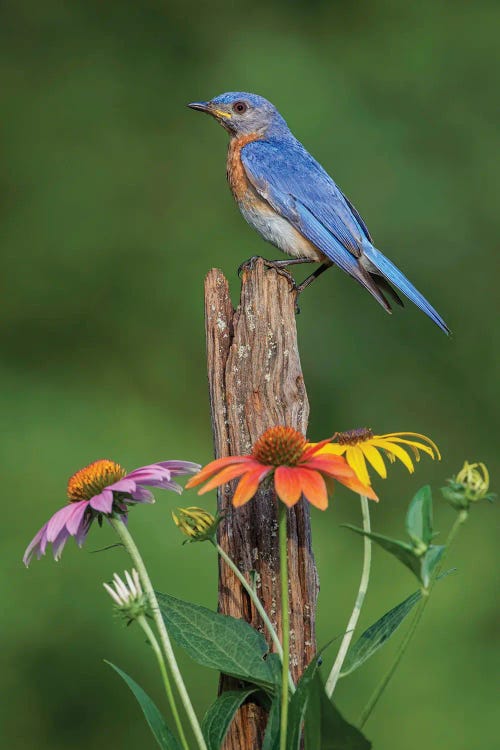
[252,426,306,467]
[67,459,127,502]
[334,428,374,446]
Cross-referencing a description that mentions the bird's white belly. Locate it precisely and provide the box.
[238,198,324,262]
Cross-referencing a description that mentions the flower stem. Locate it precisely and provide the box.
[325,495,372,697]
[109,517,208,750]
[278,503,290,750]
[213,540,295,693]
[137,615,189,750]
[358,509,468,728]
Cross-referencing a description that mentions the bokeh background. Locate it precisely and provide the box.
[2,1,498,748]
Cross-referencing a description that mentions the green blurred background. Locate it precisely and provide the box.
[2,1,498,748]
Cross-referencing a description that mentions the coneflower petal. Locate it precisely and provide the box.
[274,466,302,506]
[297,469,328,510]
[232,467,271,507]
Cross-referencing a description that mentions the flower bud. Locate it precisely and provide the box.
[172,507,220,543]
[441,461,495,510]
[103,569,148,622]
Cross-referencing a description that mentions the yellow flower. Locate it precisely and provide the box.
[315,428,440,486]
[455,461,489,501]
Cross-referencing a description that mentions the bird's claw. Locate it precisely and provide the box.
[238,256,298,289]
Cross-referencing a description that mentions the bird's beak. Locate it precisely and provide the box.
[187,101,211,113]
[188,101,232,121]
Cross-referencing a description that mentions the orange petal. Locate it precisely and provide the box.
[336,474,379,502]
[232,467,271,507]
[297,468,328,510]
[274,466,302,507]
[301,437,336,461]
[185,456,250,488]
[302,455,356,477]
[196,462,260,495]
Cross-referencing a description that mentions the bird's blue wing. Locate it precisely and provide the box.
[241,137,369,257]
[241,137,390,304]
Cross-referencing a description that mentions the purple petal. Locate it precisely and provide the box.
[130,487,155,504]
[156,479,183,494]
[52,528,71,560]
[126,466,171,483]
[157,460,201,476]
[46,505,78,543]
[75,516,91,547]
[65,501,89,535]
[23,523,48,567]
[106,478,137,494]
[89,489,113,513]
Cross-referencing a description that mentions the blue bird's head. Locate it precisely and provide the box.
[188,92,288,137]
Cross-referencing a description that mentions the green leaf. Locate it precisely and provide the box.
[343,525,444,588]
[306,677,371,749]
[156,591,277,691]
[287,654,323,750]
[405,485,433,546]
[202,688,257,750]
[340,591,422,677]
[262,695,281,750]
[105,661,181,750]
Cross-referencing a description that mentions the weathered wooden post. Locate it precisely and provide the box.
[204,259,319,748]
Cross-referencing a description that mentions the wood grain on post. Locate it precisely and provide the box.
[204,259,319,749]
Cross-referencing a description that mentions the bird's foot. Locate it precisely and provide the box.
[238,256,298,289]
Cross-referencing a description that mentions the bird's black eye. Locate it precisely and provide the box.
[232,101,248,114]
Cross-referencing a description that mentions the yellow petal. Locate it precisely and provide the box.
[361,443,387,479]
[371,439,415,473]
[381,433,440,460]
[346,446,370,486]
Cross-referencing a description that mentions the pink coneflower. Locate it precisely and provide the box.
[23,458,200,566]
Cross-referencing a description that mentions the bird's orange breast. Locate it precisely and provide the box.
[226,133,263,202]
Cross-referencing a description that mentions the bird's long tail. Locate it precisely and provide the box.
[362,243,450,334]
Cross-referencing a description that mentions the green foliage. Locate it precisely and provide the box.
[305,677,371,750]
[262,695,281,750]
[340,591,422,677]
[202,688,258,750]
[344,485,445,587]
[287,655,323,750]
[156,591,278,691]
[105,661,181,750]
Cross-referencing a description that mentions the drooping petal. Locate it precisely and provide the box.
[346,446,370,486]
[23,524,48,566]
[46,504,78,542]
[186,456,252,488]
[381,433,440,460]
[157,460,201,476]
[336,473,379,501]
[312,443,347,457]
[107,478,137,494]
[360,443,387,479]
[65,501,90,535]
[52,527,71,561]
[196,462,257,495]
[232,467,271,507]
[89,488,114,513]
[296,469,328,510]
[130,487,155,503]
[274,466,302,506]
[125,467,171,485]
[371,439,415,473]
[75,516,92,547]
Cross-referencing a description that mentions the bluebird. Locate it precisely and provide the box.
[188,92,449,334]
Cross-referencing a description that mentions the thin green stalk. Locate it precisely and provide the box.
[213,540,295,693]
[278,503,290,750]
[359,509,468,728]
[325,495,372,697]
[137,615,189,750]
[109,516,208,750]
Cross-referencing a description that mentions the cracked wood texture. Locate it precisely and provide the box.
[204,259,319,749]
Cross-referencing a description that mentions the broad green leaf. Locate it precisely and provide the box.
[262,695,281,750]
[156,591,277,690]
[340,591,422,677]
[105,661,181,750]
[287,655,323,750]
[405,485,433,546]
[306,676,371,749]
[202,688,257,750]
